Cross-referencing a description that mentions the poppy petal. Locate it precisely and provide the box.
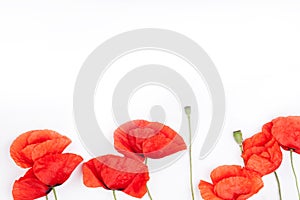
[114,140,144,161]
[10,131,36,168]
[210,165,244,184]
[143,123,187,158]
[82,158,106,188]
[98,155,149,198]
[272,116,300,153]
[122,173,149,198]
[242,123,283,176]
[243,143,282,175]
[200,165,263,200]
[18,144,38,168]
[12,169,51,200]
[82,155,149,198]
[114,121,149,161]
[32,136,71,161]
[143,131,187,158]
[214,174,263,200]
[237,170,264,200]
[33,153,83,186]
[198,180,222,200]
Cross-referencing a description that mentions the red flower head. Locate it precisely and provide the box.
[82,154,149,198]
[242,122,282,176]
[114,120,187,161]
[271,116,300,153]
[199,165,263,200]
[12,169,51,200]
[13,153,82,200]
[10,130,71,168]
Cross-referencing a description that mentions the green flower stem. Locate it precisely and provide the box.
[239,144,243,153]
[113,190,117,200]
[274,171,282,200]
[46,195,49,200]
[185,106,195,200]
[146,184,153,200]
[145,158,153,200]
[290,149,300,199]
[52,187,58,200]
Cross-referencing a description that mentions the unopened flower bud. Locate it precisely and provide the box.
[184,106,191,116]
[233,130,243,145]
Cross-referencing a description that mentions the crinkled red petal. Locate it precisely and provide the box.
[114,120,149,161]
[203,165,263,200]
[82,155,149,198]
[82,158,106,188]
[242,128,282,175]
[33,153,83,186]
[210,165,244,184]
[142,124,186,158]
[198,180,222,200]
[272,116,300,153]
[12,169,50,200]
[32,136,71,161]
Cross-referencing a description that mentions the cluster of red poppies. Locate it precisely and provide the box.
[10,120,187,199]
[83,120,186,198]
[199,116,300,199]
[10,116,299,199]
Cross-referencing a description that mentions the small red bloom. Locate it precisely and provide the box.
[199,165,263,200]
[10,130,71,168]
[12,169,51,200]
[242,122,282,176]
[82,154,149,198]
[33,153,83,186]
[114,120,187,161]
[271,116,300,153]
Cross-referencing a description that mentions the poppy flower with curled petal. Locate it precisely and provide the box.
[82,154,149,198]
[242,122,282,176]
[114,120,187,161]
[12,168,51,200]
[199,165,263,200]
[33,153,83,186]
[10,129,71,168]
[271,116,300,153]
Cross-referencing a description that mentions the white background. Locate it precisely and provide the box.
[1,0,300,199]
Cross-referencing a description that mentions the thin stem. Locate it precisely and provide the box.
[45,195,49,200]
[274,171,282,200]
[145,158,153,200]
[185,106,195,200]
[52,187,58,200]
[146,184,153,200]
[239,144,243,153]
[113,190,117,200]
[290,149,300,199]
[145,157,148,165]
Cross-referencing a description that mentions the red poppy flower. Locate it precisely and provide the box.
[114,120,187,161]
[271,116,300,153]
[10,130,71,168]
[199,165,263,200]
[82,154,149,198]
[33,153,83,186]
[12,169,51,200]
[242,122,282,176]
